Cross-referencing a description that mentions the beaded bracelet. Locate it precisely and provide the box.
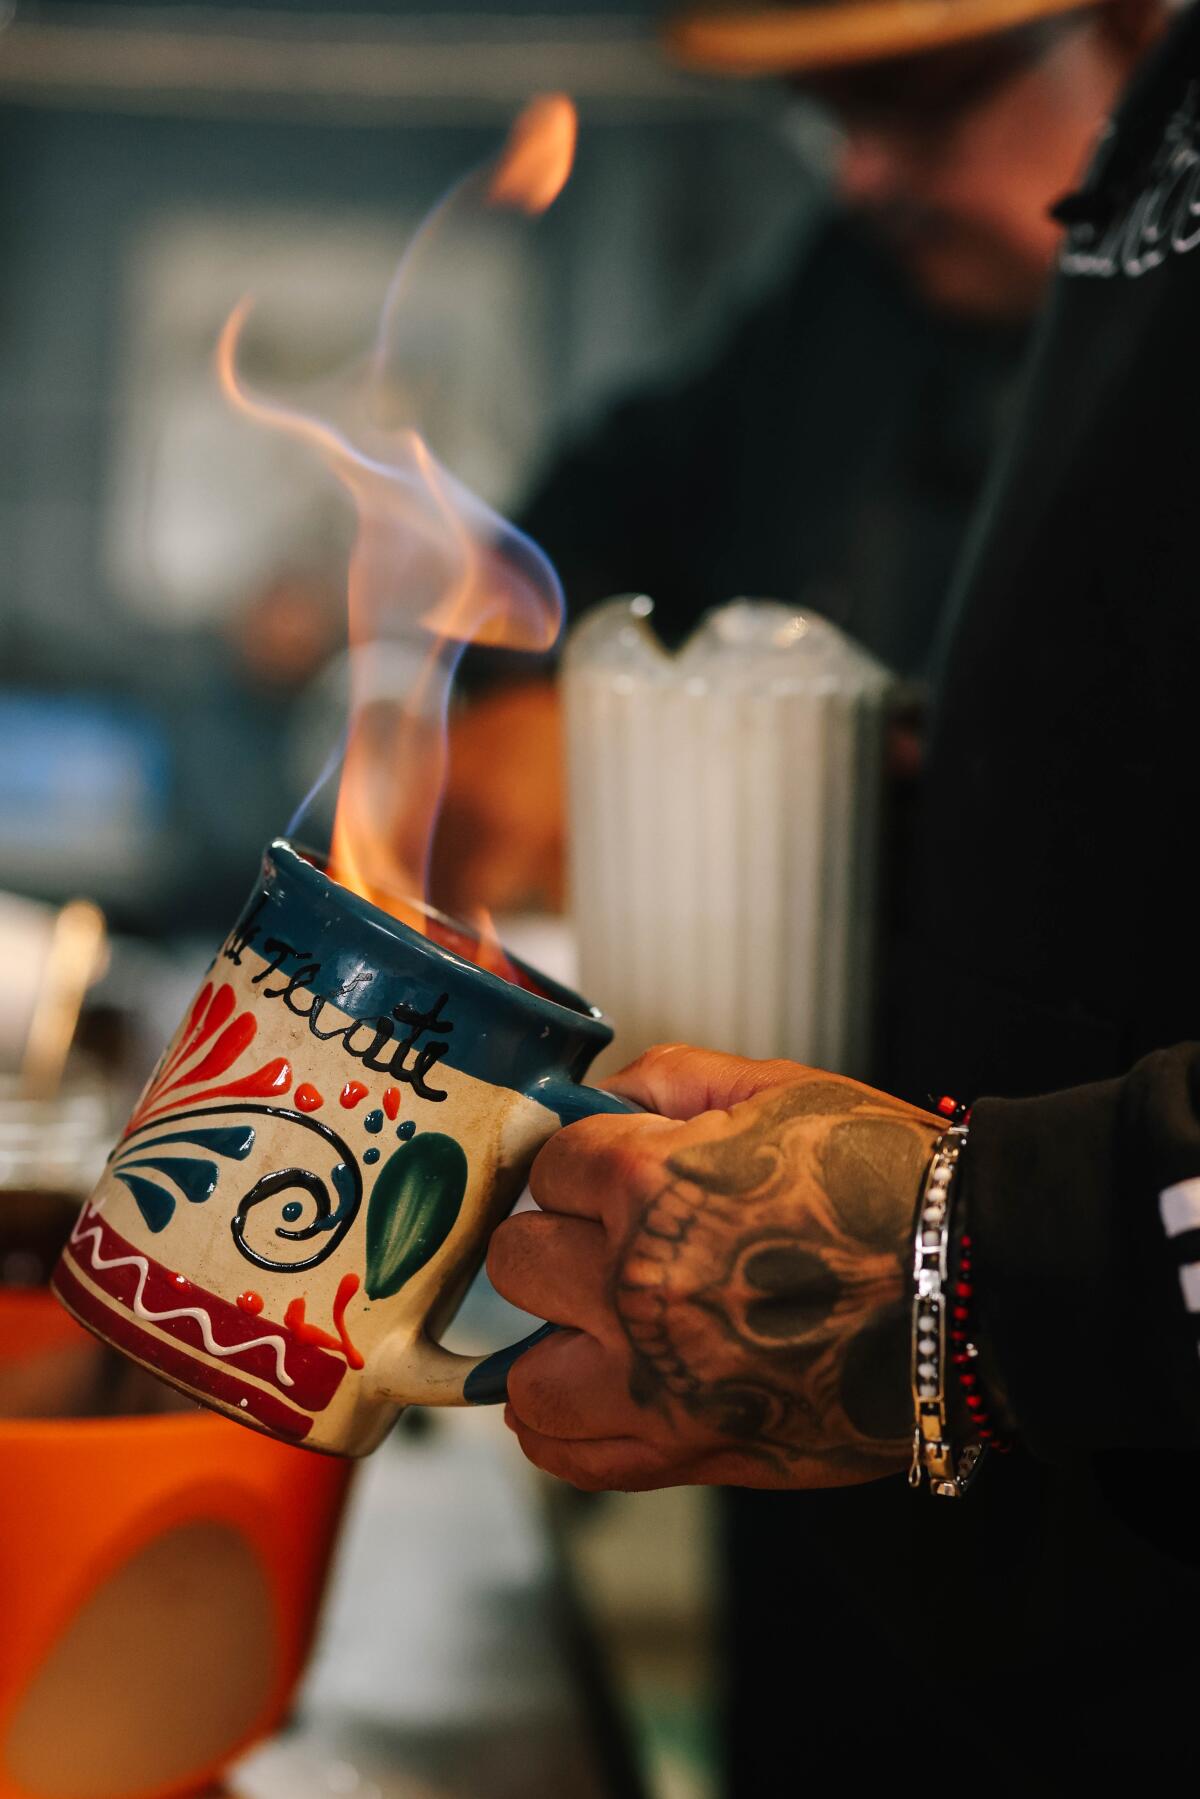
[933,1094,1011,1452]
[908,1124,986,1498]
[950,1231,1010,1452]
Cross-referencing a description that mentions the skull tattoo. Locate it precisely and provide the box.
[614,1081,933,1472]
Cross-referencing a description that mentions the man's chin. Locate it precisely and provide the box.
[890,236,1048,324]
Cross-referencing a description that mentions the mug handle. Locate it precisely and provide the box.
[402,1080,639,1408]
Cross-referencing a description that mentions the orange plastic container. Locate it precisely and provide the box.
[0,1292,352,1799]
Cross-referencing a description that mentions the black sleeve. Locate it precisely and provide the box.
[965,1042,1200,1458]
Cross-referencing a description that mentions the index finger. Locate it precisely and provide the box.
[528,1111,675,1223]
[603,1043,812,1119]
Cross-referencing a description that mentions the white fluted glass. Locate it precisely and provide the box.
[564,596,892,1074]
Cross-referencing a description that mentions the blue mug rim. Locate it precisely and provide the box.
[269,838,614,1048]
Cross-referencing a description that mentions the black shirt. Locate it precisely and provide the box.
[896,4,1200,1453]
[728,9,1200,1789]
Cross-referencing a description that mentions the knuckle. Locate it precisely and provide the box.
[531,1117,648,1211]
[603,1156,648,1225]
[503,1349,537,1414]
[486,1213,537,1294]
[565,1466,607,1494]
[485,1216,516,1280]
[610,1135,666,1204]
[506,1348,562,1432]
[529,1123,581,1191]
[507,1356,543,1410]
[511,1426,562,1482]
[759,1058,811,1085]
[560,1142,644,1239]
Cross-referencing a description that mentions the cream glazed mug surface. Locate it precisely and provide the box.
[53,840,629,1455]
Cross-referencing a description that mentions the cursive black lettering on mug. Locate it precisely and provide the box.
[223,894,268,967]
[221,919,458,1103]
[255,937,313,992]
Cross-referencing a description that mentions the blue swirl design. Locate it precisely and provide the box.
[110,1105,362,1274]
[112,1119,257,1234]
[228,1107,362,1274]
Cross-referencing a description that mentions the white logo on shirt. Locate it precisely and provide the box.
[1159,1175,1200,1347]
[1062,83,1200,279]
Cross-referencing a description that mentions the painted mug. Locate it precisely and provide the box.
[52,840,629,1456]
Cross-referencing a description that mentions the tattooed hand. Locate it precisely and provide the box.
[487,1044,943,1491]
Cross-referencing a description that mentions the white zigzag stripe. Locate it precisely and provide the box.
[69,1206,294,1388]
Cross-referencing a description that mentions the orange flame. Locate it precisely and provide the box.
[471,907,525,983]
[421,905,532,991]
[488,94,578,214]
[217,96,576,985]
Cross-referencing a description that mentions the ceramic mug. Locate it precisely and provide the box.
[52,840,629,1456]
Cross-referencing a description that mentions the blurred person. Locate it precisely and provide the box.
[227,572,342,693]
[481,0,1200,1788]
[433,0,1165,918]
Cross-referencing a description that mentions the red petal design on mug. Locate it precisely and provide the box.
[161,982,236,1083]
[124,976,291,1137]
[133,1057,292,1131]
[166,980,213,1070]
[160,1012,257,1096]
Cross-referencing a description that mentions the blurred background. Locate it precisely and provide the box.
[0,0,812,938]
[1,0,1110,1787]
[0,8,817,1797]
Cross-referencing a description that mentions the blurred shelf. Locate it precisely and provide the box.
[0,7,745,121]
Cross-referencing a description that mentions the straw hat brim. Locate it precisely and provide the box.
[665,0,1101,75]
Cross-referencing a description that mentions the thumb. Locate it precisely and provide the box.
[603,1043,813,1121]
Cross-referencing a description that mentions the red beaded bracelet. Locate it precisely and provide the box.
[931,1095,1010,1451]
[950,1229,1011,1452]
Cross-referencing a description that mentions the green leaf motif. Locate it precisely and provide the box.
[364,1133,469,1300]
